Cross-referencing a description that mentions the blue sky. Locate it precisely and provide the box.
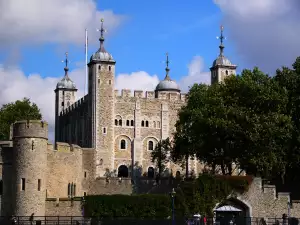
[4,0,239,82]
[1,0,299,140]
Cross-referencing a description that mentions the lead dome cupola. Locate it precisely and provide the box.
[90,19,115,63]
[56,52,76,90]
[155,53,180,92]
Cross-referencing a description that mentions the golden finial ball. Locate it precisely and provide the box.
[101,18,104,22]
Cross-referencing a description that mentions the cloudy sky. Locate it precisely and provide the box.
[0,0,299,142]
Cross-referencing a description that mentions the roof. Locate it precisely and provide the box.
[214,205,242,212]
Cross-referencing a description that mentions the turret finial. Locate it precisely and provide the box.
[62,52,69,76]
[217,25,225,56]
[98,18,106,51]
[164,52,171,80]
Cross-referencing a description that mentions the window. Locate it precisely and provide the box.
[131,120,134,126]
[157,121,160,128]
[98,65,101,70]
[109,66,111,71]
[115,119,118,126]
[21,178,25,191]
[119,119,122,126]
[61,102,64,106]
[32,140,34,150]
[98,79,100,84]
[103,127,106,134]
[145,121,149,127]
[63,91,65,95]
[141,121,144,127]
[226,70,228,75]
[84,192,87,196]
[68,183,71,196]
[0,180,3,195]
[38,179,41,191]
[120,139,126,150]
[84,171,87,178]
[126,120,129,126]
[108,80,112,85]
[148,141,154,151]
[153,121,156,128]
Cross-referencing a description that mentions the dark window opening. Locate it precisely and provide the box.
[61,102,64,106]
[68,183,71,196]
[131,120,134,126]
[126,120,129,126]
[38,179,41,191]
[84,192,87,196]
[109,66,111,71]
[0,180,3,195]
[63,91,65,95]
[118,165,129,177]
[115,119,118,126]
[21,178,25,191]
[32,140,34,150]
[84,172,87,178]
[141,121,144,127]
[103,127,106,134]
[119,119,122,126]
[148,167,155,178]
[120,139,126,149]
[109,80,112,85]
[148,141,154,151]
[98,65,101,70]
[145,121,149,127]
[226,70,228,75]
[98,79,100,84]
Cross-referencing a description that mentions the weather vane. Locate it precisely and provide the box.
[97,18,106,39]
[166,52,169,69]
[216,25,225,45]
[62,52,69,68]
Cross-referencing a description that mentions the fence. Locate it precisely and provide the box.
[0,216,299,225]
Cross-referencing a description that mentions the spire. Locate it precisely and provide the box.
[164,52,171,80]
[217,25,225,56]
[63,52,69,76]
[98,18,106,52]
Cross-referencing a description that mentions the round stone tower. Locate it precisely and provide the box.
[11,120,48,216]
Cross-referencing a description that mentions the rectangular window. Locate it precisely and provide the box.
[61,102,64,106]
[103,127,106,134]
[38,179,41,191]
[21,178,25,191]
[84,192,87,196]
[84,171,87,178]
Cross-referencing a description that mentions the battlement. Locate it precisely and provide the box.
[60,95,87,116]
[12,120,48,140]
[115,89,187,102]
[51,142,82,153]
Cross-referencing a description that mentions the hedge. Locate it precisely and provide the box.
[83,194,187,219]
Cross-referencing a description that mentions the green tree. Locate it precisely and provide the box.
[173,68,292,177]
[0,98,42,140]
[151,138,171,177]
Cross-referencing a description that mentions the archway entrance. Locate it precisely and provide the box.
[118,165,129,177]
[147,167,155,178]
[214,198,251,225]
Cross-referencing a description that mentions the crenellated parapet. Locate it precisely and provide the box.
[49,142,83,153]
[115,89,187,102]
[60,95,88,116]
[12,120,48,139]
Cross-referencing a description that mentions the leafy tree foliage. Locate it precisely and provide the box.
[151,138,171,177]
[173,67,293,178]
[0,98,42,140]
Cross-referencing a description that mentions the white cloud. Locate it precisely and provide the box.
[179,56,211,92]
[0,56,210,143]
[0,0,126,47]
[213,0,300,73]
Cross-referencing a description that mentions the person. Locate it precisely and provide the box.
[203,215,207,225]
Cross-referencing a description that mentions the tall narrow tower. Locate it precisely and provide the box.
[54,53,77,144]
[11,120,48,216]
[210,26,237,84]
[88,19,116,177]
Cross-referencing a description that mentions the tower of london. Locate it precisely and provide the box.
[4,22,298,219]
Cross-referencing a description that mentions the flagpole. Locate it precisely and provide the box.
[85,28,88,96]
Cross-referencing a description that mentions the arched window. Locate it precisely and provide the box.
[118,165,129,177]
[145,121,149,127]
[115,119,118,126]
[226,70,228,75]
[141,121,144,127]
[120,139,126,150]
[131,120,134,126]
[68,183,71,196]
[98,65,101,70]
[153,121,156,128]
[119,119,122,126]
[148,141,154,151]
[126,120,129,126]
[148,167,155,178]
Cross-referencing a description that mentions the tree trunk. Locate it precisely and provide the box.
[185,154,189,178]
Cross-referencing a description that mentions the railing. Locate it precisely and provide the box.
[0,217,299,225]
